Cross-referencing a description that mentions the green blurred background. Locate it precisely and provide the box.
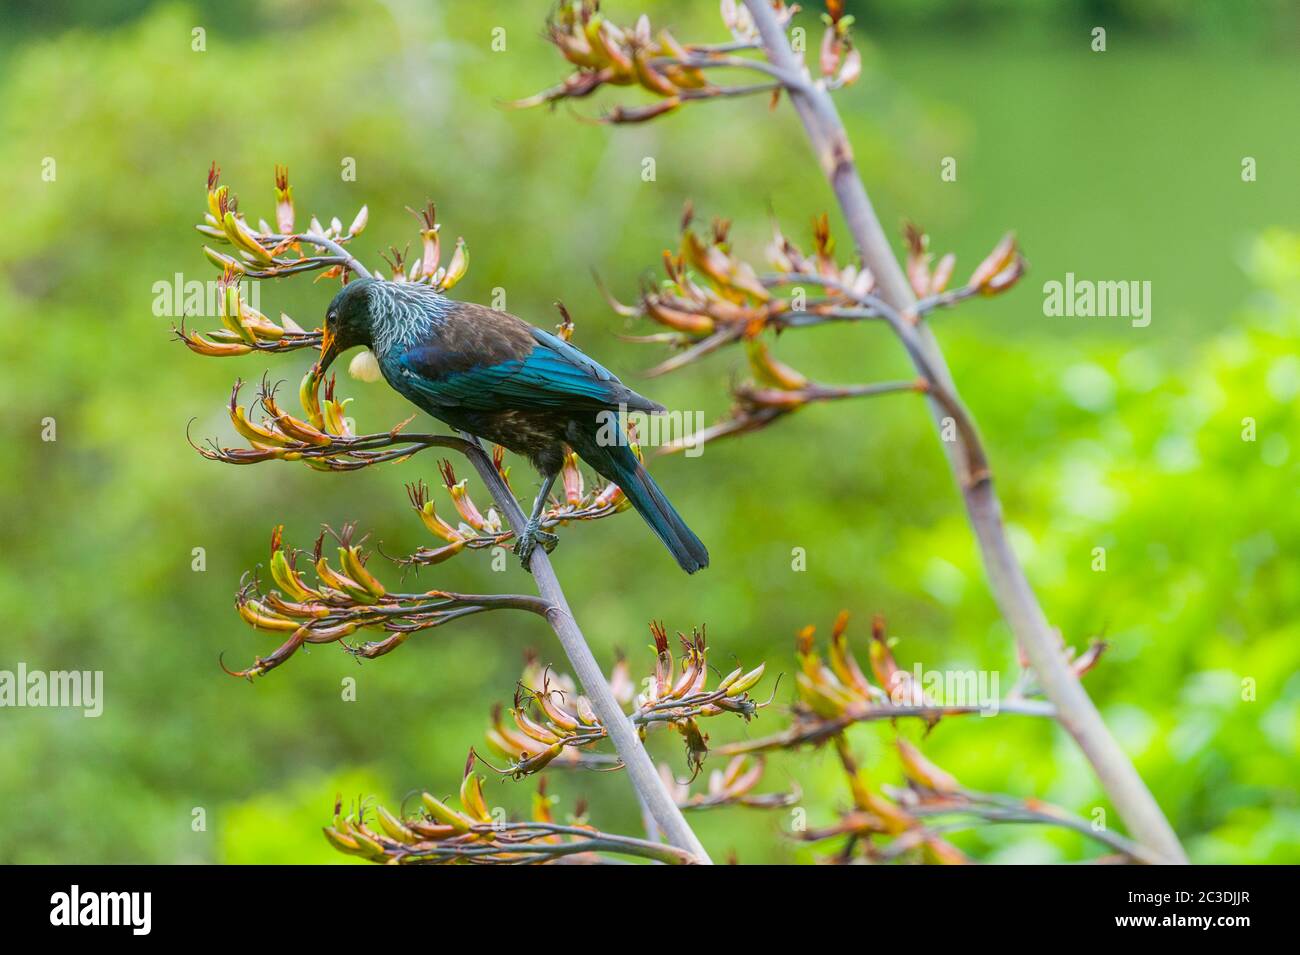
[1,0,1296,863]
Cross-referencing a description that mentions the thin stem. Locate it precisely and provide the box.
[652,53,797,83]
[644,326,744,377]
[760,379,924,402]
[941,789,1161,864]
[681,81,783,100]
[686,40,761,54]
[719,699,1057,755]
[742,0,1186,864]
[891,790,1159,864]
[454,431,712,864]
[262,232,373,280]
[397,821,696,865]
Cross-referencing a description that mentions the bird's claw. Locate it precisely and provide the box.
[513,524,559,572]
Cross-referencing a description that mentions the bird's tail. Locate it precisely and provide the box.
[570,430,709,574]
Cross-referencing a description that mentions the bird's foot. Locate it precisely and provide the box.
[513,521,559,572]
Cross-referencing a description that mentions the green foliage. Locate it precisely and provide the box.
[220,769,382,864]
[883,231,1300,863]
[0,2,1294,863]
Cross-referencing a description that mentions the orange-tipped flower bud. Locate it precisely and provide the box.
[897,739,961,793]
[968,232,1018,290]
[273,164,294,234]
[560,451,584,505]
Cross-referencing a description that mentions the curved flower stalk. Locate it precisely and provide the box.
[607,212,1020,457]
[720,613,1063,755]
[660,756,799,812]
[799,737,1157,865]
[224,525,550,679]
[175,267,321,356]
[195,163,369,284]
[193,164,465,288]
[325,773,696,865]
[660,340,926,453]
[482,625,770,779]
[179,166,465,355]
[512,1,845,124]
[484,702,620,773]
[193,371,464,471]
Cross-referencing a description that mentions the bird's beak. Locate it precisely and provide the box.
[316,328,339,374]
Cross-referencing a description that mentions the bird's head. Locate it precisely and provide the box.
[317,278,377,374]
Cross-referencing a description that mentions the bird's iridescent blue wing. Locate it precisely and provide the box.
[394,307,659,412]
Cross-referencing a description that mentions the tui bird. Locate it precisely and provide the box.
[316,278,708,573]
